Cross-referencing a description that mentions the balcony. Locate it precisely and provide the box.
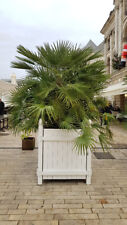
[102,67,127,98]
[110,66,127,85]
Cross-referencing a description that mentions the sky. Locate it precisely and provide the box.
[0,0,114,79]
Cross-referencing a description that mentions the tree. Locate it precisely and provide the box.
[9,41,112,152]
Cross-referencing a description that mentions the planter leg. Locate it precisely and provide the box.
[86,174,91,184]
[37,169,43,185]
[38,175,43,185]
[86,149,92,184]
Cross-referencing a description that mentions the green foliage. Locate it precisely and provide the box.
[21,130,32,140]
[112,53,121,70]
[9,40,112,152]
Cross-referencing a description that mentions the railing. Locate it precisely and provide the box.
[110,66,127,85]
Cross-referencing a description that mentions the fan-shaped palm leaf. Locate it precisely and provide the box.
[9,40,112,152]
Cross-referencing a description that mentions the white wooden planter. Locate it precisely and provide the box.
[37,119,92,185]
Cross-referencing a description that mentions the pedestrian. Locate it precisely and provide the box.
[114,105,121,113]
[108,103,114,111]
[102,103,112,125]
[0,98,5,131]
[0,98,5,116]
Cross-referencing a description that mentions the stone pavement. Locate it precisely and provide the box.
[0,126,127,224]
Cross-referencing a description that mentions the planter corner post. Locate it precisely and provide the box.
[86,148,92,185]
[37,118,43,185]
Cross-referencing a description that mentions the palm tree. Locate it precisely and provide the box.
[9,41,112,152]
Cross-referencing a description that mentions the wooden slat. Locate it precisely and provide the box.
[37,124,92,184]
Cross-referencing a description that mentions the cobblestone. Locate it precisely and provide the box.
[0,127,127,224]
[59,220,85,225]
[18,221,58,225]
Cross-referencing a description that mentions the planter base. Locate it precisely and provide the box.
[37,169,92,185]
[22,137,35,150]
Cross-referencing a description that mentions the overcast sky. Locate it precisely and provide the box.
[0,0,114,79]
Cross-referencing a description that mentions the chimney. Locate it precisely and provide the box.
[11,73,17,85]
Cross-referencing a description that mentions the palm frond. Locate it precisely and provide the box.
[11,61,33,70]
[27,104,55,123]
[9,40,112,152]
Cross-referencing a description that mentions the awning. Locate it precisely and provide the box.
[102,82,127,97]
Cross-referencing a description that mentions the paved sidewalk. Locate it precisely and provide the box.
[111,124,127,147]
[0,131,37,148]
[0,123,126,149]
[0,126,127,224]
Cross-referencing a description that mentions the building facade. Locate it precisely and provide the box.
[0,74,17,106]
[101,0,127,111]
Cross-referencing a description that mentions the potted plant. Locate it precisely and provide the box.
[112,53,121,70]
[9,41,112,184]
[9,95,36,150]
[21,131,35,150]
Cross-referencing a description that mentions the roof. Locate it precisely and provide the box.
[85,40,97,50]
[2,79,21,84]
[85,40,104,53]
[100,9,115,34]
[95,41,104,53]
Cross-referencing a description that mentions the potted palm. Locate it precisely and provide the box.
[9,93,35,150]
[9,41,112,184]
[21,131,35,150]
